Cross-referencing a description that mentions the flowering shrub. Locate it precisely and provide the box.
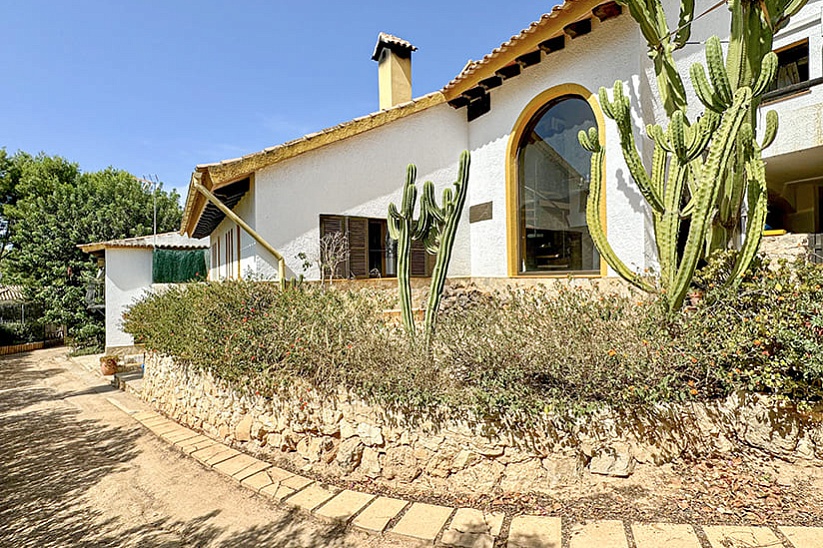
[124,260,823,420]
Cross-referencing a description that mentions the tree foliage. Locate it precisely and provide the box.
[0,149,182,349]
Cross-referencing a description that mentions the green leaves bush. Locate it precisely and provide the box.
[124,260,823,421]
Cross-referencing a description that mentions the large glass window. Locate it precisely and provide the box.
[517,95,599,274]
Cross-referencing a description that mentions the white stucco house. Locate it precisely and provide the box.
[79,232,208,354]
[180,0,823,284]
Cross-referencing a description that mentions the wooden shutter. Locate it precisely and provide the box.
[411,238,433,277]
[319,215,349,279]
[347,217,369,279]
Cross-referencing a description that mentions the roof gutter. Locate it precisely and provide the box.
[191,180,287,285]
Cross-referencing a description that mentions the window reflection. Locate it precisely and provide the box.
[518,95,599,273]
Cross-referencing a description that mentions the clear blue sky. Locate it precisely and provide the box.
[2,1,560,200]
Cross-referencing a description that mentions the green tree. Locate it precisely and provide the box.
[0,150,182,349]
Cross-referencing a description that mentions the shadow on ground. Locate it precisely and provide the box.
[0,352,362,547]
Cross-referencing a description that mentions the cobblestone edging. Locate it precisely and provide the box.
[110,398,823,548]
[140,353,823,497]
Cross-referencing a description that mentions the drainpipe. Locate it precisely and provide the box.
[192,182,287,286]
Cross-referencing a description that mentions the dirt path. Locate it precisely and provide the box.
[0,348,412,548]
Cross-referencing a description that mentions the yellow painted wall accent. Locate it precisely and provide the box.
[378,49,412,110]
[181,94,444,236]
[505,83,608,278]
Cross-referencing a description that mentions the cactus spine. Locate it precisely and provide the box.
[581,0,802,311]
[388,152,471,340]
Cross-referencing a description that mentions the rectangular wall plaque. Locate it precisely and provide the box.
[469,201,493,223]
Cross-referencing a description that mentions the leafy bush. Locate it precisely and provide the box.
[124,261,823,421]
[0,321,44,346]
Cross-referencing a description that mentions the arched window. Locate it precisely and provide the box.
[514,94,600,274]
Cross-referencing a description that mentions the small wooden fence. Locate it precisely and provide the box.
[0,339,63,357]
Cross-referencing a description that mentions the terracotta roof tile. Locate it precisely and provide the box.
[442,0,588,95]
[372,32,418,60]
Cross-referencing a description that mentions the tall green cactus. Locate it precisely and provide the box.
[420,151,471,341]
[388,152,471,340]
[582,0,803,311]
[388,165,432,335]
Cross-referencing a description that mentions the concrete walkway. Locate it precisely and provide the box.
[107,361,823,548]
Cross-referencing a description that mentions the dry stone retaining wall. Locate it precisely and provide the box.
[141,353,823,496]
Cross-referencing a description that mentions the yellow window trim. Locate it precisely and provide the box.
[505,83,608,278]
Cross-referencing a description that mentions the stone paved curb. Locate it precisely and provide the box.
[106,396,822,548]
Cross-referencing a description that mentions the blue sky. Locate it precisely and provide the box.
[1,1,560,200]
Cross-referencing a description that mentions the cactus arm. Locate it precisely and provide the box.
[603,83,665,213]
[651,142,668,205]
[674,0,695,49]
[669,87,752,311]
[387,164,421,336]
[579,129,655,292]
[729,151,768,284]
[424,151,471,342]
[654,48,690,116]
[753,52,778,95]
[706,36,733,106]
[775,0,808,30]
[621,0,667,46]
[760,110,779,149]
[660,161,690,290]
[691,62,726,113]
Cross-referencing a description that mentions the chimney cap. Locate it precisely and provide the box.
[372,32,417,61]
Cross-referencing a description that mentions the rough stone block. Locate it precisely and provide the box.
[235,414,253,441]
[360,447,382,478]
[501,460,547,493]
[589,445,635,477]
[507,515,561,548]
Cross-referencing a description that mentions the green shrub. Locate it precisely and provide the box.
[0,321,43,346]
[124,261,823,421]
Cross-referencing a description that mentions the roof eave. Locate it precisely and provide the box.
[442,0,602,101]
[180,92,445,237]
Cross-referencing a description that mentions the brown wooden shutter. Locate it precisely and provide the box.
[319,215,349,279]
[347,216,369,279]
[411,238,433,277]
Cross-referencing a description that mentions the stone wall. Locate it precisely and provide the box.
[141,353,823,497]
[760,233,813,264]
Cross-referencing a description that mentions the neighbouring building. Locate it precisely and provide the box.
[79,232,208,354]
[180,0,823,283]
